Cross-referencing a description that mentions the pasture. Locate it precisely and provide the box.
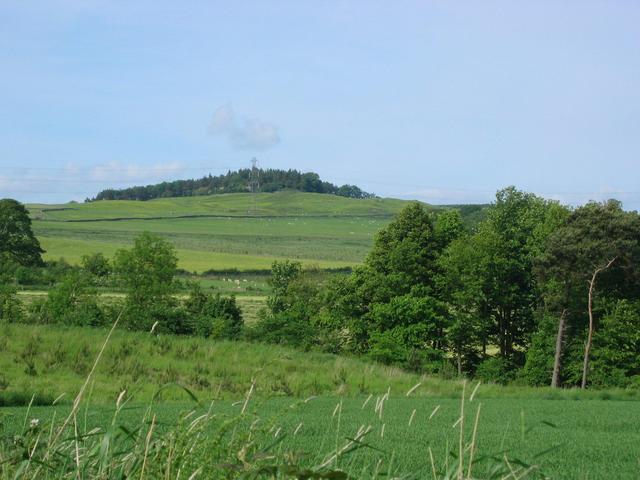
[28,192,412,272]
[27,191,409,221]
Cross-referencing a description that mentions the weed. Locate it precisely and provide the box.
[72,343,91,376]
[17,335,40,376]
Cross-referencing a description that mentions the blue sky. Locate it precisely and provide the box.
[1,1,639,208]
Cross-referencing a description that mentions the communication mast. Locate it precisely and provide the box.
[249,157,260,193]
[248,158,260,214]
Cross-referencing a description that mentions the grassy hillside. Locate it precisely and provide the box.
[27,193,491,272]
[28,191,410,221]
[1,322,429,404]
[28,192,416,271]
[2,323,637,405]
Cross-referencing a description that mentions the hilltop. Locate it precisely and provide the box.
[90,168,375,202]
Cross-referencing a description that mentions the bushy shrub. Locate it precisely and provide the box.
[590,300,640,388]
[115,233,179,331]
[0,284,24,323]
[184,284,243,339]
[37,271,105,326]
[81,253,113,287]
[522,314,557,386]
[475,357,520,385]
[121,302,179,333]
[367,330,407,365]
[14,266,44,286]
[81,252,111,278]
[248,311,317,349]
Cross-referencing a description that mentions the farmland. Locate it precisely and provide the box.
[28,192,417,272]
[27,192,488,272]
[1,323,639,479]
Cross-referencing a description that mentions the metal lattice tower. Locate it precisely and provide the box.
[249,158,260,214]
[249,157,260,193]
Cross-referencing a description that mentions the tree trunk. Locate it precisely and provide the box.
[498,311,506,357]
[581,258,616,389]
[457,351,462,376]
[551,309,567,388]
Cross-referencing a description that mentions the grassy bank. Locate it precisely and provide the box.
[2,323,638,406]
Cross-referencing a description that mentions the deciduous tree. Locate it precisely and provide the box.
[0,199,44,266]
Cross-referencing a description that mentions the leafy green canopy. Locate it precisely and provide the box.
[0,199,44,266]
[438,187,568,370]
[113,232,179,330]
[537,200,640,302]
[91,168,375,201]
[327,203,462,368]
[524,200,640,387]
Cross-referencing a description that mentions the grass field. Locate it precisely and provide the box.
[28,191,410,221]
[2,397,639,479]
[1,323,639,479]
[33,216,384,270]
[28,192,414,272]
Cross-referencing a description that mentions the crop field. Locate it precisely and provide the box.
[28,192,414,272]
[2,397,639,479]
[33,216,386,270]
[1,324,639,479]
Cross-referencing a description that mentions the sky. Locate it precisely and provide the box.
[1,1,639,208]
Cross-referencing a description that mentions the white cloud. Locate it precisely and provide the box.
[209,104,280,150]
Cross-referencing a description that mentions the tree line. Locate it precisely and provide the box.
[89,168,375,201]
[251,188,640,389]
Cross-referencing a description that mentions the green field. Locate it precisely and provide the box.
[28,192,414,272]
[28,191,410,221]
[1,323,639,479]
[3,397,638,479]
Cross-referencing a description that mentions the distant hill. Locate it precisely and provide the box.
[31,191,409,222]
[90,168,375,202]
[28,192,489,271]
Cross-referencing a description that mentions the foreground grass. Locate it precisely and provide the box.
[2,391,640,478]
